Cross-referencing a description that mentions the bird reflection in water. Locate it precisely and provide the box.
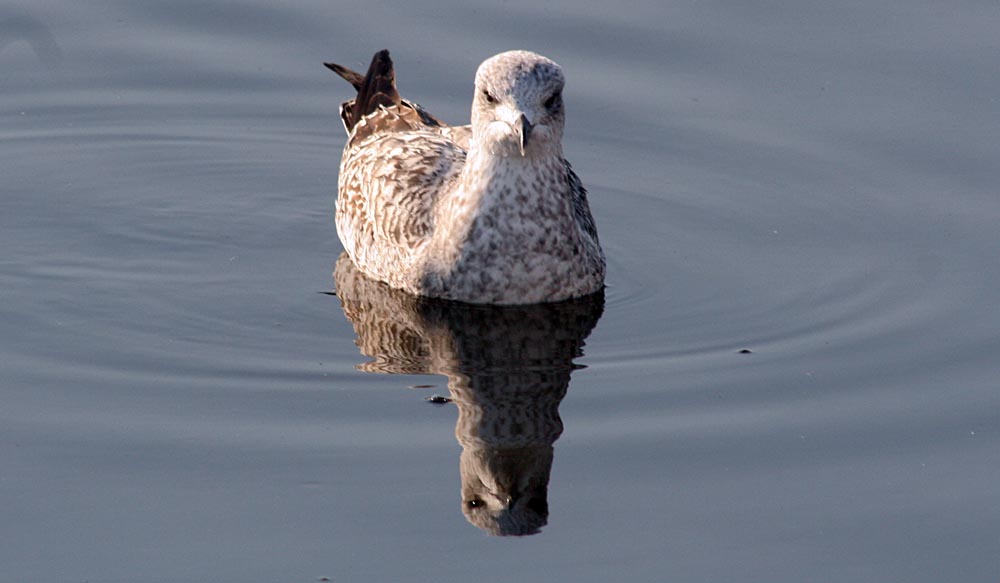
[332,254,604,536]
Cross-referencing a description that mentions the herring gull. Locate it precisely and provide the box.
[324,49,605,304]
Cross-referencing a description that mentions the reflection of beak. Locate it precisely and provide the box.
[517,114,533,156]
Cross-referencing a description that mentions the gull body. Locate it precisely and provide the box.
[326,49,605,304]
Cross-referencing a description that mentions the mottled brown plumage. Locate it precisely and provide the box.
[325,49,605,304]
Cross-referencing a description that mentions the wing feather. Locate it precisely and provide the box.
[337,112,465,283]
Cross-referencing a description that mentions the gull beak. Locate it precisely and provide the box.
[517,114,533,156]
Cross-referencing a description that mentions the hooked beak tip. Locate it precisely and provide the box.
[517,113,533,156]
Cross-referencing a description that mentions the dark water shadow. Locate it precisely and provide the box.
[332,253,604,536]
[0,9,62,67]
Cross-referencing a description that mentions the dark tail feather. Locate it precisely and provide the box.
[323,61,365,91]
[355,49,402,115]
[324,49,401,132]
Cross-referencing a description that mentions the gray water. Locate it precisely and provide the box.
[2,1,999,581]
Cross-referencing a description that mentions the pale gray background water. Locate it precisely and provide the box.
[2,1,999,581]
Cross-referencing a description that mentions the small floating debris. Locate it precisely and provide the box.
[425,395,452,404]
[738,348,753,354]
[408,384,437,389]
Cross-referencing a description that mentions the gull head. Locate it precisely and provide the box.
[471,50,566,158]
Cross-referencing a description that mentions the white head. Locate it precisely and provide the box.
[471,50,566,158]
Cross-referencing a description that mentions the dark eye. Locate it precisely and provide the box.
[482,90,496,104]
[466,498,484,508]
[544,91,561,109]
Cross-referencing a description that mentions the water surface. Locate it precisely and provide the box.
[2,1,999,582]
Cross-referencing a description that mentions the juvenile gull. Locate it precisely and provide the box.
[325,49,605,304]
